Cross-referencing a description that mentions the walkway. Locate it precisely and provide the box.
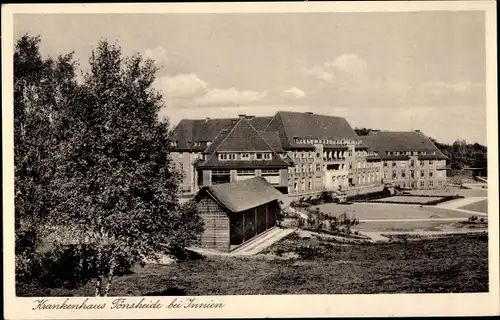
[187,228,295,257]
[230,228,295,256]
[431,196,488,216]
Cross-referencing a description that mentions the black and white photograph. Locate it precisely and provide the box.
[2,2,499,319]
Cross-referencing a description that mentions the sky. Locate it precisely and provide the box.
[14,11,487,144]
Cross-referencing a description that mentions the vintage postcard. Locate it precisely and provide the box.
[2,1,499,319]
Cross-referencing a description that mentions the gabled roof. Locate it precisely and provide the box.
[259,131,285,153]
[361,131,448,160]
[172,116,273,151]
[264,111,359,149]
[194,177,283,213]
[249,116,273,131]
[215,118,274,152]
[198,118,291,169]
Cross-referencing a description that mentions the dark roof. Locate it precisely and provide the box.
[212,118,275,152]
[172,116,272,151]
[198,118,290,169]
[194,177,283,212]
[259,131,285,153]
[264,111,359,149]
[202,129,229,154]
[249,116,273,131]
[361,131,448,160]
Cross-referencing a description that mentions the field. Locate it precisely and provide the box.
[407,187,488,198]
[17,232,488,296]
[311,202,475,221]
[372,196,444,204]
[460,199,488,214]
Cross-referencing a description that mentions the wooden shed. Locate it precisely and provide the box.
[193,177,283,252]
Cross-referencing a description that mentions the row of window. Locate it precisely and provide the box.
[384,160,439,167]
[212,169,280,175]
[386,151,436,156]
[383,170,434,179]
[295,138,362,145]
[218,153,272,161]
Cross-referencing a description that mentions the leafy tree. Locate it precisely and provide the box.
[14,34,78,269]
[48,40,204,296]
[14,37,204,296]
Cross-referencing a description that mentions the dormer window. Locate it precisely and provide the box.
[264,153,271,160]
[219,153,236,161]
[241,153,250,160]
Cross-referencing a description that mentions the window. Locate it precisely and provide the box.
[420,181,425,187]
[420,161,424,166]
[237,169,255,176]
[410,170,415,179]
[392,173,397,179]
[219,154,228,160]
[420,171,425,178]
[349,163,353,169]
[429,172,433,178]
[429,181,434,187]
[308,182,312,190]
[256,153,263,160]
[429,160,434,165]
[262,169,279,175]
[392,162,397,167]
[241,153,250,160]
[383,171,388,179]
[316,153,321,158]
[410,160,415,167]
[383,162,388,167]
[316,164,321,172]
[263,153,272,160]
[401,171,406,178]
[294,182,298,191]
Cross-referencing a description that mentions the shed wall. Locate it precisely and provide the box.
[196,196,230,252]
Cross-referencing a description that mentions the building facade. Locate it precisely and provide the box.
[362,131,448,189]
[171,112,447,196]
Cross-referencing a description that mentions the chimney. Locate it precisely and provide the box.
[238,114,246,119]
[247,115,255,120]
[415,129,421,133]
[305,112,313,115]
[205,117,210,122]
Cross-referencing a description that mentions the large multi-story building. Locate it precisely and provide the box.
[361,130,448,189]
[171,112,447,196]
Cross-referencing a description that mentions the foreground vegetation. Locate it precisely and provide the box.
[18,233,488,296]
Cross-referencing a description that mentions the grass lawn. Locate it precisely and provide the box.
[373,196,444,203]
[17,233,488,296]
[408,187,488,198]
[311,202,475,221]
[460,199,488,214]
[356,220,488,232]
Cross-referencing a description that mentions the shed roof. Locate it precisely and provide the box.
[194,177,283,213]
